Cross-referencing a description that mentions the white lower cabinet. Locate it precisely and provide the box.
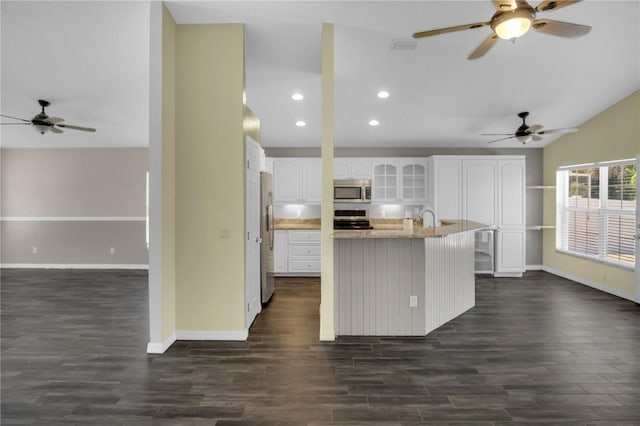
[288,230,321,274]
[495,229,525,276]
[274,229,321,275]
[274,230,289,273]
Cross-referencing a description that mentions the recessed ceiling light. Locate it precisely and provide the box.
[295,120,306,127]
[377,91,390,99]
[291,93,304,101]
[369,119,380,126]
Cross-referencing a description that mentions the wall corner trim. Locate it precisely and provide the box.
[319,331,335,341]
[542,265,635,302]
[147,333,176,354]
[175,329,248,341]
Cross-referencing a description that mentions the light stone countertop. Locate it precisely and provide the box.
[332,219,490,239]
[274,218,321,230]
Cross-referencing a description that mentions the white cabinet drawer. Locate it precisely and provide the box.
[290,245,321,257]
[289,230,321,243]
[290,260,321,272]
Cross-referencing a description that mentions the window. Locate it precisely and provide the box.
[556,159,636,269]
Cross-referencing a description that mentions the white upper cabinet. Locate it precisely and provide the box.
[273,158,321,204]
[274,161,302,203]
[334,158,371,180]
[463,159,497,226]
[372,158,427,203]
[498,159,526,228]
[401,162,427,202]
[302,160,322,203]
[372,162,398,202]
[429,157,463,222]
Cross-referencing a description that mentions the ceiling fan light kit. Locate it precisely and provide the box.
[0,99,96,135]
[492,7,535,39]
[412,0,591,59]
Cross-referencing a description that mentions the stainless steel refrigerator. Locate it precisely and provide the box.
[260,172,275,303]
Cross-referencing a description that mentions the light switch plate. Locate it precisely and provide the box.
[409,295,418,307]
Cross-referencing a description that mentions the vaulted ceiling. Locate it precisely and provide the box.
[2,1,639,149]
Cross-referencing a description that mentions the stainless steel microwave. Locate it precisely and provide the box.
[334,179,372,203]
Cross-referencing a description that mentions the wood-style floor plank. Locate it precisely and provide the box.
[1,269,639,424]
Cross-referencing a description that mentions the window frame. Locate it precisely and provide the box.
[556,158,636,271]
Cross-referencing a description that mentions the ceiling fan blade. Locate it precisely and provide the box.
[0,114,31,123]
[492,0,518,11]
[536,127,578,135]
[536,0,582,12]
[50,126,63,134]
[0,122,32,125]
[56,123,96,132]
[468,33,499,59]
[45,117,64,124]
[482,133,516,136]
[527,124,543,132]
[532,135,543,141]
[413,21,490,38]
[532,19,592,37]
[487,135,517,143]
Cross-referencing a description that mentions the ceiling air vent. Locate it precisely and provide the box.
[390,39,417,51]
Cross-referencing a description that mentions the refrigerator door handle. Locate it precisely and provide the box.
[267,204,274,250]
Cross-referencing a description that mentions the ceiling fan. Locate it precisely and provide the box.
[413,0,591,59]
[0,99,96,135]
[483,111,577,144]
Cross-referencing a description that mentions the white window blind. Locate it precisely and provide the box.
[556,159,636,269]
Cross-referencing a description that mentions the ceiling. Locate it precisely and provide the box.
[2,1,639,149]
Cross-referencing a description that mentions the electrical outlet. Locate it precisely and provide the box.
[109,247,115,255]
[409,295,418,307]
[219,228,231,239]
[32,246,38,254]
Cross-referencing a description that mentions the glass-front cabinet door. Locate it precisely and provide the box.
[402,163,426,201]
[372,163,398,201]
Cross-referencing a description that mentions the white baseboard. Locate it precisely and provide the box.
[494,272,523,278]
[526,264,544,271]
[175,329,248,341]
[542,266,635,302]
[1,263,149,270]
[148,329,249,353]
[147,333,176,354]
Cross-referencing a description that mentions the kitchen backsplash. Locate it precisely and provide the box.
[274,204,321,218]
[275,203,427,219]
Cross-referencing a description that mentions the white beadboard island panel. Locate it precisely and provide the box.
[335,238,425,336]
[333,220,482,337]
[424,231,475,334]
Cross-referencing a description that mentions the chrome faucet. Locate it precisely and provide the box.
[420,208,436,228]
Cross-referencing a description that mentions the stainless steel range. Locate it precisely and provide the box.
[334,209,373,230]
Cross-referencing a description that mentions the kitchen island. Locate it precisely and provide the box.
[333,220,487,336]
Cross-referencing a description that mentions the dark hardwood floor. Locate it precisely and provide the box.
[1,269,639,425]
